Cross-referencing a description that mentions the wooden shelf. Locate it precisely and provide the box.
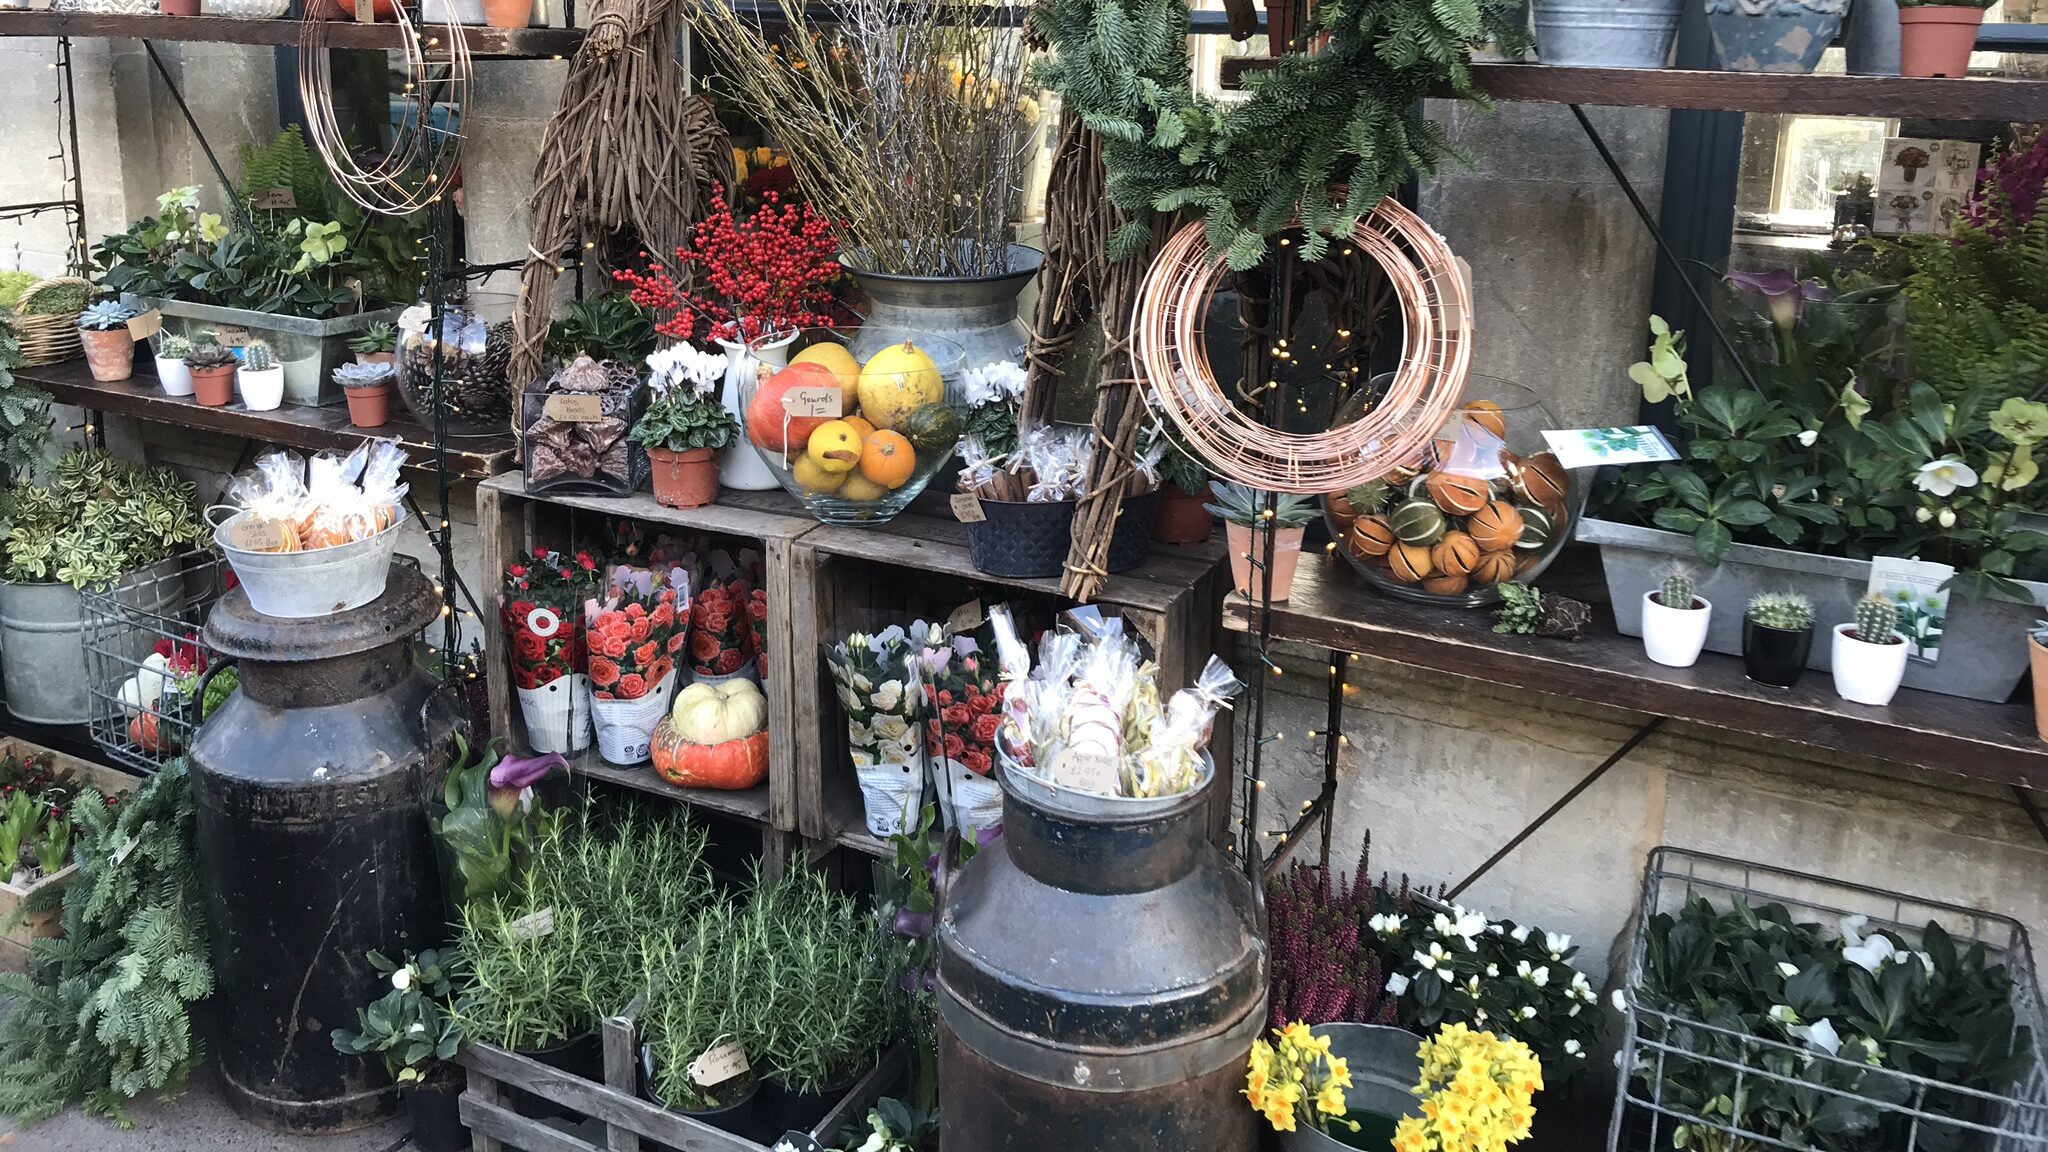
[1465,63,2048,121]
[1223,553,2048,791]
[570,754,773,828]
[0,11,585,57]
[22,358,515,478]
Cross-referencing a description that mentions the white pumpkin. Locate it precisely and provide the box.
[672,679,767,743]
[118,652,172,716]
[670,681,720,725]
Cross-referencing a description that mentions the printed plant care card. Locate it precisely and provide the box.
[1540,426,1680,471]
[1866,556,1954,663]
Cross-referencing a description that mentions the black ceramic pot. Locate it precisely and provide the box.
[510,1031,601,1121]
[1742,618,1813,688]
[405,1072,471,1152]
[641,1049,760,1147]
[965,497,1077,579]
[758,1064,866,1135]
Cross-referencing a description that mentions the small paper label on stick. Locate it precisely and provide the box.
[126,310,162,342]
[950,493,987,524]
[252,187,298,211]
[946,598,984,635]
[780,386,841,419]
[688,1041,750,1087]
[1057,750,1121,794]
[543,394,605,422]
[215,325,251,349]
[508,907,556,940]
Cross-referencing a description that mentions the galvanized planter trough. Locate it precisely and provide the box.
[457,1015,905,1152]
[1579,517,2046,703]
[133,296,404,407]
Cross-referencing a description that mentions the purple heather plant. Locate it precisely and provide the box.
[1264,839,1408,1030]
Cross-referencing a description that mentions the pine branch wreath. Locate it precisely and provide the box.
[1031,0,1526,269]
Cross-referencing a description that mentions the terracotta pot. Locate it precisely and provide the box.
[1225,521,1304,602]
[2031,635,2048,742]
[1153,483,1216,545]
[78,328,135,383]
[190,365,237,407]
[306,0,399,16]
[357,351,396,367]
[160,0,202,14]
[647,446,720,509]
[480,0,530,27]
[345,382,392,428]
[1898,6,1983,77]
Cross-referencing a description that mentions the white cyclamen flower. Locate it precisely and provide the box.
[1768,1004,1801,1026]
[1466,976,1483,997]
[1792,1018,1843,1056]
[857,1133,888,1152]
[1385,973,1411,996]
[1530,966,1551,988]
[1840,914,1869,946]
[1569,1003,1583,1017]
[1486,964,1501,979]
[1914,458,1978,497]
[1777,962,1801,979]
[1516,960,1533,980]
[1369,913,1405,936]
[961,361,1027,408]
[1520,1006,1537,1020]
[1797,428,1819,447]
[1843,934,1897,973]
[1510,924,1533,944]
[1415,942,1449,971]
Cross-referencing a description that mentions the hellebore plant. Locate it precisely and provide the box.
[429,734,565,909]
[331,948,465,1084]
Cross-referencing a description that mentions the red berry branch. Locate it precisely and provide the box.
[614,186,841,347]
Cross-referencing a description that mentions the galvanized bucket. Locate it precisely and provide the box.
[1280,1024,1426,1152]
[1532,0,1685,67]
[0,556,187,725]
[997,746,1216,818]
[210,506,408,620]
[1705,0,1846,73]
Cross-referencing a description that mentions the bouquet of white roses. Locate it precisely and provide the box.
[827,624,932,836]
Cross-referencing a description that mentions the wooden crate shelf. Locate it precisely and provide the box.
[1464,63,2048,120]
[0,11,586,57]
[21,358,515,478]
[1222,552,2048,790]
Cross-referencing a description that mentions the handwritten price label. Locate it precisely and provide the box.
[1057,750,1121,794]
[508,907,557,941]
[543,394,605,422]
[252,187,298,211]
[126,310,163,342]
[950,493,987,524]
[215,325,252,349]
[689,1041,750,1087]
[780,387,842,418]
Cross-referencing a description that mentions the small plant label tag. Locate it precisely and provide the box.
[354,0,374,20]
[215,325,252,349]
[543,394,605,423]
[688,1041,750,1087]
[780,387,842,419]
[946,598,984,634]
[252,187,298,211]
[508,906,556,941]
[1057,749,1121,794]
[950,493,987,524]
[126,310,163,342]
[110,835,138,866]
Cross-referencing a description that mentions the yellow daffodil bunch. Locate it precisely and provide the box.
[1244,1021,1360,1136]
[1393,1023,1543,1152]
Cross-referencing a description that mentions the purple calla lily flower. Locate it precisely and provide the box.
[1726,268,1835,330]
[893,908,935,939]
[974,825,1003,848]
[490,752,566,790]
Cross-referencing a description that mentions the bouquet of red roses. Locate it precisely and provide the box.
[586,565,690,703]
[745,587,767,679]
[503,549,600,692]
[688,576,753,679]
[917,633,1006,778]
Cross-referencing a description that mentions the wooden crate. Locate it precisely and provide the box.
[477,476,818,842]
[0,736,141,957]
[789,509,1230,857]
[458,1009,905,1152]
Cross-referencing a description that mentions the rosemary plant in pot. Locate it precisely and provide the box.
[638,905,762,1135]
[1743,591,1815,688]
[1207,482,1316,602]
[75,300,138,383]
[630,343,740,510]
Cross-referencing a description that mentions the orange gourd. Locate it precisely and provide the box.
[858,430,917,489]
[650,720,770,790]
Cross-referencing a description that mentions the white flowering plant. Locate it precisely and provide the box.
[958,360,1029,460]
[330,948,464,1083]
[827,625,927,767]
[1629,892,2029,1151]
[1371,897,1605,1081]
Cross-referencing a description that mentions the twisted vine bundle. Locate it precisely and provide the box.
[507,0,732,394]
[1031,0,1526,269]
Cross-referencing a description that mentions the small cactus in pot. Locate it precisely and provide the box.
[236,339,285,412]
[1657,566,1699,611]
[1850,594,1902,645]
[1833,593,1912,707]
[1641,564,1711,668]
[240,339,276,373]
[1742,590,1814,689]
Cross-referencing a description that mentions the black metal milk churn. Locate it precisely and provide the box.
[190,564,458,1132]
[936,767,1266,1151]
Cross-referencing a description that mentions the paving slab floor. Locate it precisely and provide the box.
[0,1065,410,1152]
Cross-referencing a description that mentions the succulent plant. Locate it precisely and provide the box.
[1852,593,1902,644]
[349,321,397,355]
[1746,591,1813,631]
[1203,481,1317,528]
[76,300,138,331]
[156,333,192,359]
[183,343,238,371]
[241,340,275,373]
[1658,566,1698,610]
[334,360,395,386]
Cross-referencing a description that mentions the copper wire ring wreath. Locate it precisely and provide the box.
[1134,199,1473,495]
[298,6,471,217]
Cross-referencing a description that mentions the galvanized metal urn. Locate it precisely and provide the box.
[936,768,1265,1152]
[190,564,458,1133]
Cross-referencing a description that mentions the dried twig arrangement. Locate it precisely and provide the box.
[506,0,732,395]
[1024,120,1171,601]
[682,0,1036,277]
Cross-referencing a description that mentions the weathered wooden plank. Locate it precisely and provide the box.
[478,480,518,756]
[460,1043,770,1152]
[0,11,586,56]
[601,1017,641,1152]
[460,1094,604,1152]
[764,536,801,832]
[1221,555,2048,790]
[477,475,818,545]
[572,755,773,826]
[799,518,1200,614]
[808,1043,908,1141]
[467,1070,511,1152]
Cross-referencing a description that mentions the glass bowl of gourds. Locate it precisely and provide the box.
[741,329,966,525]
[1323,377,1583,607]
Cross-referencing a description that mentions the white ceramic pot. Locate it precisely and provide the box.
[717,333,796,491]
[155,356,195,397]
[1831,623,1911,706]
[1641,590,1712,668]
[238,365,285,411]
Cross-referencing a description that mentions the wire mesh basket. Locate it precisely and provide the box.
[80,553,234,774]
[1609,847,2048,1152]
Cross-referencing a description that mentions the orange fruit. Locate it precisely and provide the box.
[1386,542,1434,584]
[1467,501,1525,553]
[1470,551,1517,586]
[858,430,917,490]
[1462,399,1508,439]
[1430,531,1480,576]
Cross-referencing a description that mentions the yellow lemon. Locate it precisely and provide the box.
[806,420,863,474]
[856,341,943,430]
[792,342,861,392]
[791,454,846,493]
